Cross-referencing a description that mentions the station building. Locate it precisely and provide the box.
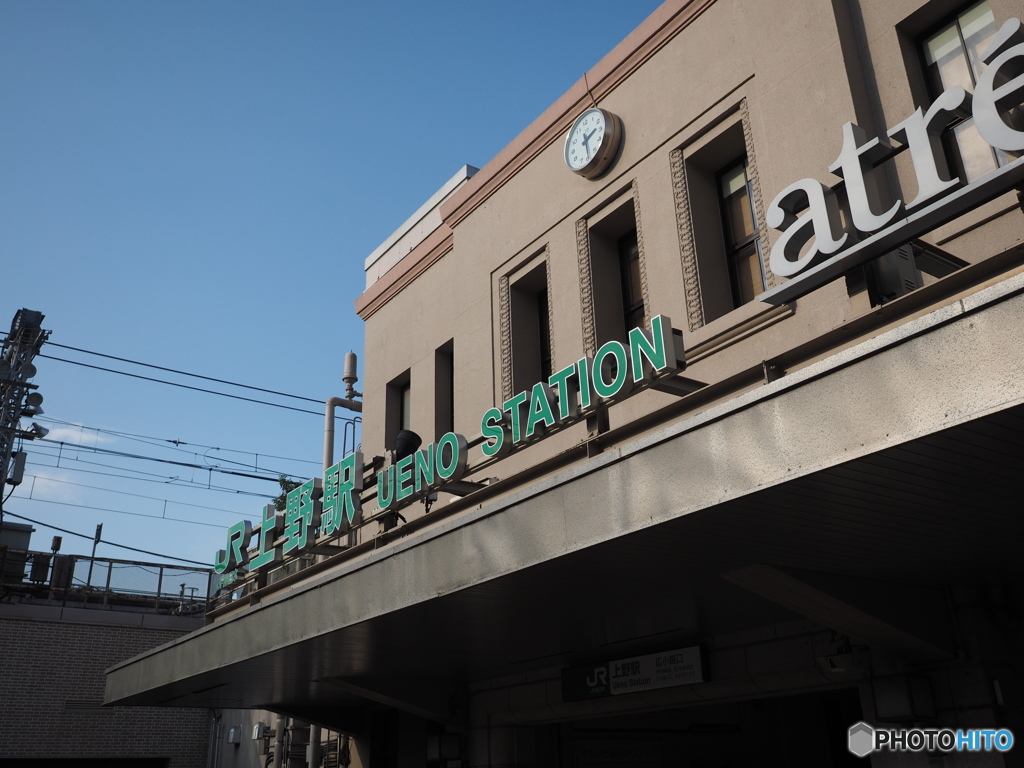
[106,0,1024,766]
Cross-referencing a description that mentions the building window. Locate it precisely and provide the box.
[618,229,645,334]
[399,383,411,431]
[434,340,454,440]
[509,261,553,394]
[921,1,1016,182]
[584,193,646,350]
[672,113,769,328]
[718,158,765,307]
[385,370,411,449]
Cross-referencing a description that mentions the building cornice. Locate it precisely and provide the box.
[439,0,717,229]
[355,0,715,319]
[355,224,454,320]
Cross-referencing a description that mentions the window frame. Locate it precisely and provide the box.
[498,248,555,401]
[670,101,774,332]
[384,369,412,450]
[576,183,650,357]
[918,0,1015,183]
[716,157,767,308]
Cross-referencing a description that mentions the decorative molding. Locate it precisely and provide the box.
[670,147,706,331]
[576,218,597,357]
[543,248,555,371]
[631,181,652,329]
[741,98,776,290]
[498,275,512,402]
[685,302,794,363]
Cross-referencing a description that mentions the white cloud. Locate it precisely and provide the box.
[16,467,86,503]
[39,426,117,446]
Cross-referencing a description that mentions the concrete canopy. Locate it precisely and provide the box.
[105,273,1024,730]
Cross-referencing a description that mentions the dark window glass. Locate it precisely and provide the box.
[537,287,552,382]
[617,229,644,332]
[509,262,552,393]
[434,341,454,440]
[718,158,765,306]
[399,384,411,432]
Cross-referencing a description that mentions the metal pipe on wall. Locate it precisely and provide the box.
[324,397,361,470]
[307,725,321,768]
[272,715,286,768]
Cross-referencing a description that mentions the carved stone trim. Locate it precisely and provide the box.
[671,147,706,331]
[576,217,597,357]
[543,247,555,370]
[741,98,776,289]
[498,275,512,401]
[631,181,652,329]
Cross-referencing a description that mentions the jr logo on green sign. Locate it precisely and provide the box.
[214,453,363,582]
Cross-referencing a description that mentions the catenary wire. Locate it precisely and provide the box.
[13,495,227,530]
[37,431,296,479]
[0,509,211,566]
[36,437,302,482]
[36,415,322,467]
[24,456,275,499]
[0,329,345,406]
[22,474,244,516]
[38,354,335,417]
[42,340,329,404]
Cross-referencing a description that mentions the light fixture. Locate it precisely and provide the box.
[29,422,49,439]
[394,430,422,461]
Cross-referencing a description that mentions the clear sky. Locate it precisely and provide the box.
[0,1,663,574]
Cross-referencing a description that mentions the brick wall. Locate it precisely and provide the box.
[0,607,209,767]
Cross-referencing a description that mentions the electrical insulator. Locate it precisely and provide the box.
[5,451,26,486]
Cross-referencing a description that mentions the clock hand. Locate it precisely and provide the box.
[581,132,594,158]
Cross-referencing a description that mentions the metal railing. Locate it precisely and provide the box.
[0,545,213,615]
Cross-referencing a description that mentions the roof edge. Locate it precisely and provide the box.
[439,0,716,228]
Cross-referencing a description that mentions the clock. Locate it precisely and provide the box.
[564,107,622,179]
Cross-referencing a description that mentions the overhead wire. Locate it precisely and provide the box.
[1,333,360,564]
[23,455,275,499]
[34,428,299,479]
[39,354,334,417]
[35,437,302,482]
[41,339,329,404]
[0,330,352,408]
[13,495,227,530]
[35,415,321,467]
[21,474,245,516]
[0,509,212,566]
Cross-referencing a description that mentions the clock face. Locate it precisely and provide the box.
[564,108,621,179]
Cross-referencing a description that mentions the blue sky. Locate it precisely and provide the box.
[0,1,663,571]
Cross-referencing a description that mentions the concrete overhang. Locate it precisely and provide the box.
[106,272,1024,724]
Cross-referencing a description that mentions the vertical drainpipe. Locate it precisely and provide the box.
[323,396,362,469]
[313,353,362,768]
[272,715,287,768]
[207,710,221,768]
[306,726,321,768]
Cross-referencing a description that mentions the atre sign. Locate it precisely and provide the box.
[759,18,1024,305]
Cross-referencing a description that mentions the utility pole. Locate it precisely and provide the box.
[0,309,50,529]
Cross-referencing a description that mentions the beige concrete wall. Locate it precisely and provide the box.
[357,0,1024,533]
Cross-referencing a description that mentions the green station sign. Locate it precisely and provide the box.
[215,314,683,587]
